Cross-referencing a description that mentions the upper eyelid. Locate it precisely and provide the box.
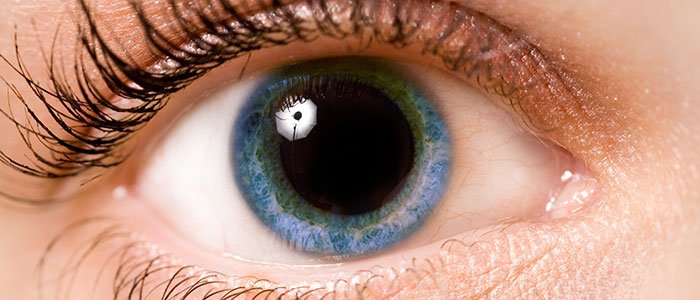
[0,0,578,203]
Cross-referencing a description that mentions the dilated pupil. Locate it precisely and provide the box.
[279,79,415,215]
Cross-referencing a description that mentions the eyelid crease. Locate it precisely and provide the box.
[0,0,585,204]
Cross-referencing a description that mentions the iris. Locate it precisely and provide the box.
[233,58,450,258]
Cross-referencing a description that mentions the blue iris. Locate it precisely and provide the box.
[233,58,451,258]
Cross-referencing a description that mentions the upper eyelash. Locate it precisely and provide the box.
[0,0,555,194]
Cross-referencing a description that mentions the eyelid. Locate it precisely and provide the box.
[38,198,634,299]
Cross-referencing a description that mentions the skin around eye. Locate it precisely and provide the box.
[3,0,700,299]
[121,55,592,271]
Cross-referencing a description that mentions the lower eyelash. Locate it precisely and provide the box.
[38,217,441,299]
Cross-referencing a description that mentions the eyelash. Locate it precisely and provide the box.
[40,217,457,299]
[0,0,556,196]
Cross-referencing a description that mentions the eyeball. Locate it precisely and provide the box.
[132,56,597,265]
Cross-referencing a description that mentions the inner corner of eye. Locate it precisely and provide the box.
[136,56,600,266]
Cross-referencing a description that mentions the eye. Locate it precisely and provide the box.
[128,54,594,264]
[0,1,613,295]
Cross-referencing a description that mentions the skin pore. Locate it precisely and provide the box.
[1,0,699,299]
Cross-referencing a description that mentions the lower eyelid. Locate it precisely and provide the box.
[39,96,631,297]
[39,191,647,299]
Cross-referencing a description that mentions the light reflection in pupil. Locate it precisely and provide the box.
[275,97,317,141]
[278,80,415,215]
